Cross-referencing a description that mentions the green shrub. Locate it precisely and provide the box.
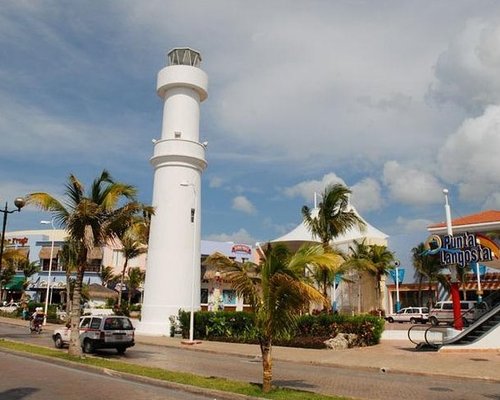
[177,309,384,347]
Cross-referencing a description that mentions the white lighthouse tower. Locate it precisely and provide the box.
[138,48,208,336]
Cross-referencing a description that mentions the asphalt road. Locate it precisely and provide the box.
[1,322,499,400]
[0,351,222,400]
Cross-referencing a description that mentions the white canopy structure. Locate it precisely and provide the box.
[270,205,389,314]
[271,206,388,252]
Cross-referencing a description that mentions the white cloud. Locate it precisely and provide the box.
[204,228,256,245]
[208,176,224,188]
[395,216,435,234]
[232,196,257,214]
[283,173,346,203]
[428,19,500,112]
[437,105,500,202]
[351,178,383,213]
[483,192,500,209]
[383,161,443,205]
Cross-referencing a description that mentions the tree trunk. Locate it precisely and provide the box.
[417,276,423,306]
[68,264,84,356]
[65,268,72,318]
[117,258,129,307]
[377,272,383,311]
[322,271,331,312]
[260,339,273,393]
[428,281,434,308]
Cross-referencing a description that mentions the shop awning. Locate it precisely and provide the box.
[2,276,24,291]
[39,246,60,259]
[88,247,103,260]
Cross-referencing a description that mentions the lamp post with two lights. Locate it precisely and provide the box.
[40,219,55,325]
[180,182,199,343]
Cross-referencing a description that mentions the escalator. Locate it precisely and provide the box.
[410,291,500,351]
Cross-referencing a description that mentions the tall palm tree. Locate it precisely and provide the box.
[125,266,145,305]
[27,170,141,356]
[206,243,340,393]
[367,244,395,311]
[344,241,394,312]
[59,239,80,317]
[412,243,442,307]
[342,239,375,313]
[117,223,148,308]
[302,183,365,307]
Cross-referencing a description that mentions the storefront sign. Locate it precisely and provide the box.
[5,237,29,246]
[231,244,252,254]
[426,232,495,267]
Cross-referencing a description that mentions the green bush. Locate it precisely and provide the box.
[178,310,255,340]
[177,310,384,348]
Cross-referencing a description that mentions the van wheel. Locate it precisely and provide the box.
[116,346,126,355]
[410,318,417,324]
[54,334,64,349]
[386,317,394,323]
[83,339,94,354]
[429,316,438,326]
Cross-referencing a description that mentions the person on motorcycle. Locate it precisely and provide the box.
[30,307,44,332]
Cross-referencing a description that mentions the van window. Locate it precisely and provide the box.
[80,317,91,328]
[460,302,471,310]
[90,317,102,329]
[443,303,453,310]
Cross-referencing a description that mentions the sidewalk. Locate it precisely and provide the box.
[135,334,500,382]
[2,316,499,382]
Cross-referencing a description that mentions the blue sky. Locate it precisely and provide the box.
[1,1,500,271]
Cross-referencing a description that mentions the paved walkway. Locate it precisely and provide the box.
[135,334,500,382]
[2,316,499,382]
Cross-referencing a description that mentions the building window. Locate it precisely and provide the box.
[200,288,208,304]
[223,290,236,305]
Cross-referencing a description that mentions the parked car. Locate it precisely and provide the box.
[0,302,20,314]
[385,307,429,324]
[428,301,488,326]
[52,315,135,354]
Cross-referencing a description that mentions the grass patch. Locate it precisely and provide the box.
[0,339,349,399]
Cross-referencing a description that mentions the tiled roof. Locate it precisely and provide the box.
[428,210,500,229]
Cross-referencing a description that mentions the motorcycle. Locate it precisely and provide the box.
[30,315,44,334]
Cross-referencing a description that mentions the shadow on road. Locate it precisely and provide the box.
[0,387,39,400]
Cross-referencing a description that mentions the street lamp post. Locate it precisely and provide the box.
[443,188,463,331]
[180,182,197,343]
[0,198,25,301]
[394,261,401,313]
[40,219,55,325]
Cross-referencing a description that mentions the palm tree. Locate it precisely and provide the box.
[117,224,148,308]
[125,266,145,305]
[100,265,116,287]
[0,248,26,301]
[411,243,443,307]
[59,239,79,317]
[367,244,395,311]
[342,239,374,313]
[343,240,394,312]
[27,170,141,356]
[307,248,346,310]
[302,183,365,307]
[20,259,39,303]
[206,243,340,393]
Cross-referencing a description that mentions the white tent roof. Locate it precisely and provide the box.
[271,206,388,249]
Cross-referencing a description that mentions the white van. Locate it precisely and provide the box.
[428,300,488,326]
